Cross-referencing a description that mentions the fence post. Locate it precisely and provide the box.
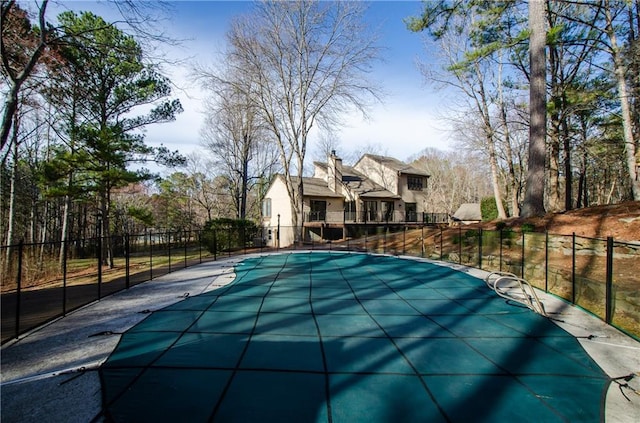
[458,226,462,264]
[97,234,102,300]
[213,229,217,261]
[364,226,368,252]
[499,229,503,272]
[478,228,483,269]
[15,241,24,339]
[520,231,525,278]
[383,226,387,254]
[198,230,202,263]
[421,226,425,258]
[62,238,68,315]
[125,233,130,289]
[572,233,576,304]
[403,226,406,256]
[184,230,188,268]
[605,237,614,324]
[439,227,443,261]
[243,226,247,255]
[149,232,153,280]
[544,231,549,292]
[168,231,172,273]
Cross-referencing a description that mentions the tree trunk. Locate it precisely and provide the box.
[562,115,573,210]
[546,39,562,213]
[0,84,19,152]
[5,137,18,264]
[605,1,639,200]
[59,193,71,269]
[296,158,305,245]
[522,0,547,217]
[576,119,589,208]
[473,61,507,220]
[487,137,508,219]
[497,59,520,217]
[240,135,250,220]
[547,115,561,211]
[0,1,50,151]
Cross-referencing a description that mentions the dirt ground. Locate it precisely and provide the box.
[473,201,640,242]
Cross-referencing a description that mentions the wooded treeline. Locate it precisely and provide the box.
[1,1,193,269]
[408,0,639,217]
[1,0,639,258]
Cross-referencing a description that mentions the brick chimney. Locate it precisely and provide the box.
[328,150,342,192]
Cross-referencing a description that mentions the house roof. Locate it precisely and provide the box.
[452,203,482,221]
[289,176,344,198]
[311,162,399,200]
[357,154,430,177]
[341,167,399,199]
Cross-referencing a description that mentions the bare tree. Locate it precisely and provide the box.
[200,78,277,220]
[222,0,381,242]
[311,129,342,165]
[414,14,508,219]
[602,0,639,200]
[183,154,227,223]
[410,147,493,214]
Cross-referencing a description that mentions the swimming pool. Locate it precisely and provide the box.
[100,252,610,422]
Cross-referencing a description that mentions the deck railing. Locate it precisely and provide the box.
[304,211,449,224]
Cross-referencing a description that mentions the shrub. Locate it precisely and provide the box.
[480,197,508,221]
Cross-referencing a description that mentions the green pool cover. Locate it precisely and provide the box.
[100,252,610,422]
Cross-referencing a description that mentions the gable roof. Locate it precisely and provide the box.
[452,203,482,221]
[357,154,430,177]
[340,166,399,199]
[289,176,344,198]
[310,162,399,199]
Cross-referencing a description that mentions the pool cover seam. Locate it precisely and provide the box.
[307,253,334,423]
[358,256,581,422]
[100,255,266,419]
[330,253,453,423]
[102,361,611,383]
[207,253,292,422]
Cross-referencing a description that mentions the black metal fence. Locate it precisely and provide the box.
[283,225,640,340]
[2,225,639,344]
[1,229,270,344]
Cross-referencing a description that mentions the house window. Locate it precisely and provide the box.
[263,198,272,217]
[345,200,356,221]
[405,203,417,222]
[363,201,377,222]
[382,201,394,222]
[408,176,424,191]
[310,200,326,221]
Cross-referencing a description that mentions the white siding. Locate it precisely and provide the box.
[354,156,400,195]
[398,174,429,213]
[263,176,295,247]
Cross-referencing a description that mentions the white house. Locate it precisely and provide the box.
[262,152,441,247]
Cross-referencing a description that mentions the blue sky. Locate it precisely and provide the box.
[52,1,453,167]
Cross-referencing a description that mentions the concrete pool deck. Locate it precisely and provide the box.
[1,251,639,422]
